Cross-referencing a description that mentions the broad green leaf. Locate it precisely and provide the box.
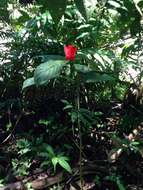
[58,157,72,173]
[46,145,55,157]
[52,157,58,172]
[80,71,116,83]
[40,55,66,63]
[108,0,121,8]
[22,77,35,90]
[74,64,91,73]
[34,58,66,86]
[74,0,97,20]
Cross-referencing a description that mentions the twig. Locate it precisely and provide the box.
[76,79,83,190]
[0,113,22,145]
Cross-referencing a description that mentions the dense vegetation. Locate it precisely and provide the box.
[0,0,143,189]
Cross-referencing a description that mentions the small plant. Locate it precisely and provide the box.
[0,179,5,188]
[16,139,31,155]
[40,145,72,173]
[25,182,34,190]
[105,174,126,190]
[94,175,101,187]
[12,158,31,176]
[108,132,143,166]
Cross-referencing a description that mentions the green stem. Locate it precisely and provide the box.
[70,61,74,79]
[76,80,83,190]
[70,61,83,189]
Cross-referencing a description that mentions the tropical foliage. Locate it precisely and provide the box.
[0,0,143,189]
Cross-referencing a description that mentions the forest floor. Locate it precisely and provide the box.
[0,102,143,190]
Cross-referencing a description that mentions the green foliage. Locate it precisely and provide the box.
[40,145,72,173]
[34,57,66,86]
[105,174,126,190]
[11,137,72,177]
[38,0,67,24]
[16,139,31,155]
[62,99,101,130]
[0,0,10,23]
[80,72,116,83]
[109,133,143,159]
[74,0,97,20]
[12,158,31,176]
[36,0,98,23]
[22,77,35,89]
[0,0,143,189]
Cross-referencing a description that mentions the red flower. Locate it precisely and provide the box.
[64,45,77,61]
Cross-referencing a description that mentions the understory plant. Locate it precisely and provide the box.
[0,0,143,189]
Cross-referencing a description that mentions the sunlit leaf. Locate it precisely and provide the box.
[34,57,66,86]
[52,157,58,172]
[58,156,72,173]
[22,77,35,90]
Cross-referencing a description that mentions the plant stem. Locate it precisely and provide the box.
[71,60,83,189]
[76,80,83,190]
